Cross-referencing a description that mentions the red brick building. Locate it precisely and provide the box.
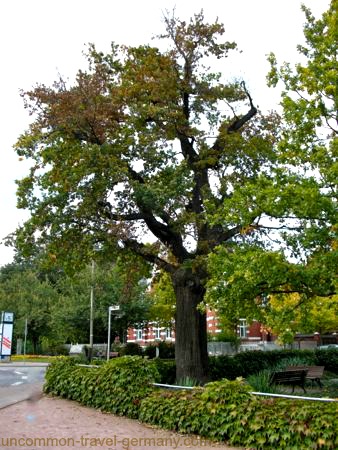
[127,309,270,346]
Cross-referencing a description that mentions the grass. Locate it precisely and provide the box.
[10,354,57,363]
[247,369,279,393]
[175,376,200,387]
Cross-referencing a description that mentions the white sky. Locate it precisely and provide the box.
[0,0,330,267]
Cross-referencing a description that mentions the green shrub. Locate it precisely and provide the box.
[44,356,159,418]
[44,357,88,400]
[246,370,279,393]
[158,341,175,358]
[315,349,338,374]
[143,344,156,358]
[208,355,240,380]
[144,341,175,359]
[207,331,240,348]
[118,342,143,356]
[140,379,338,449]
[154,350,323,385]
[274,354,315,370]
[209,350,317,380]
[151,359,176,384]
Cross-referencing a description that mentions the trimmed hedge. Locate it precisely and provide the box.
[44,357,338,449]
[209,349,317,380]
[44,356,158,418]
[140,349,338,385]
[140,379,338,449]
[314,349,338,374]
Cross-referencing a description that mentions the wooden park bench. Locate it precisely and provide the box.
[269,369,308,393]
[286,365,325,388]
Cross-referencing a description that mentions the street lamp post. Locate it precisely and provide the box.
[107,305,120,361]
[24,318,28,357]
[89,260,95,361]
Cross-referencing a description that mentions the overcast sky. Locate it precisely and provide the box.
[0,0,330,267]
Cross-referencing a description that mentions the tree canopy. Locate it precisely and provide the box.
[263,292,338,345]
[0,259,150,353]
[11,6,337,380]
[207,1,337,325]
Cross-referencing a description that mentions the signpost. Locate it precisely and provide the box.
[0,311,14,360]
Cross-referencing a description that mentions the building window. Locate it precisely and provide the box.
[136,329,143,340]
[154,327,161,340]
[239,319,247,338]
[165,328,171,339]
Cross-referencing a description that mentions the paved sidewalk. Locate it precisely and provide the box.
[0,394,244,450]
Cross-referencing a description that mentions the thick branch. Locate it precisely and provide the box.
[177,129,198,165]
[126,166,191,262]
[127,166,145,184]
[212,82,257,154]
[123,238,175,273]
[211,224,243,246]
[197,224,244,255]
[228,82,257,132]
[142,213,191,262]
[256,224,303,232]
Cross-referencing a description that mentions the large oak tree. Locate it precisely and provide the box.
[13,9,336,381]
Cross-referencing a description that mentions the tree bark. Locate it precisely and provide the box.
[171,267,208,384]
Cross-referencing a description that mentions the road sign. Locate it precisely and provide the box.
[109,305,120,311]
[1,311,14,357]
[3,312,14,323]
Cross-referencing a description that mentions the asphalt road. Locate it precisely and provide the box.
[0,364,47,409]
[0,365,45,387]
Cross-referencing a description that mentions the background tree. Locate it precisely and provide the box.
[0,258,150,353]
[148,270,176,328]
[0,263,57,353]
[263,292,338,346]
[206,2,337,328]
[12,8,336,381]
[50,257,151,346]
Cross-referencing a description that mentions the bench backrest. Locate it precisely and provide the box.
[286,365,324,378]
[270,369,308,384]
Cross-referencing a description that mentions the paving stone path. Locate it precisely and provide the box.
[0,394,243,450]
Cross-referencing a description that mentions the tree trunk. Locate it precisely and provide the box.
[172,267,208,384]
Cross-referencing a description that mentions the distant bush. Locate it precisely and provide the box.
[151,359,176,384]
[118,342,143,356]
[143,344,156,358]
[209,350,317,381]
[144,341,175,359]
[314,349,338,374]
[143,349,338,385]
